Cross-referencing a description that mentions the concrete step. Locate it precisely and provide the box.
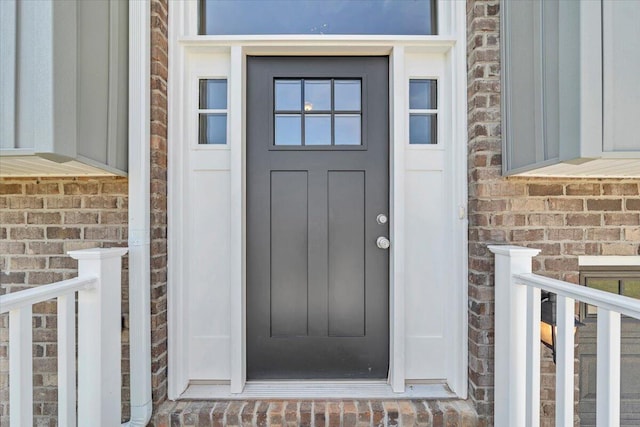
[150,399,478,427]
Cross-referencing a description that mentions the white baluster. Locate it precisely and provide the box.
[596,308,621,427]
[58,293,76,426]
[9,306,33,426]
[556,295,575,426]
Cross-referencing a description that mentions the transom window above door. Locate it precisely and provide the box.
[274,79,362,147]
[199,0,437,35]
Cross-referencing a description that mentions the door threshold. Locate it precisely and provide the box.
[180,380,456,400]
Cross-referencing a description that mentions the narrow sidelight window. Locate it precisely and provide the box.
[198,79,228,145]
[409,79,438,145]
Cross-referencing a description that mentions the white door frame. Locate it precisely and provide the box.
[167,0,468,400]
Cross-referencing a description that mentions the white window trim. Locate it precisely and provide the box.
[167,0,468,400]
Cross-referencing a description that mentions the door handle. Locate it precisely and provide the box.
[376,236,390,250]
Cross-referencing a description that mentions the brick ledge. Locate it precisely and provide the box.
[150,399,478,426]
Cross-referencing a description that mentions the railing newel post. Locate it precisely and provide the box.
[488,245,540,427]
[69,247,128,427]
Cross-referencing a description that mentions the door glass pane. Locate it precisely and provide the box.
[334,80,361,111]
[305,115,331,145]
[335,114,361,145]
[409,79,437,110]
[199,79,227,109]
[275,114,301,145]
[304,80,331,112]
[199,113,227,144]
[409,114,437,144]
[200,0,437,35]
[275,80,302,111]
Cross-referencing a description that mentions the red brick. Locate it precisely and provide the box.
[27,212,62,225]
[0,241,25,254]
[585,228,620,241]
[101,180,128,195]
[27,242,63,255]
[586,198,622,211]
[627,199,640,210]
[602,183,638,195]
[64,212,99,224]
[528,184,563,196]
[565,183,600,196]
[84,226,120,240]
[604,213,640,226]
[314,402,326,427]
[528,214,564,227]
[45,196,82,209]
[8,196,44,209]
[25,183,60,195]
[544,257,579,272]
[0,183,23,194]
[10,227,45,239]
[1,211,25,224]
[511,229,545,242]
[46,227,81,240]
[63,182,100,195]
[602,243,637,256]
[548,198,583,211]
[10,256,47,270]
[566,214,601,227]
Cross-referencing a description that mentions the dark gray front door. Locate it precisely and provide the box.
[246,56,389,379]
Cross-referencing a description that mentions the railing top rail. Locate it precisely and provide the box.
[0,276,98,314]
[514,272,640,320]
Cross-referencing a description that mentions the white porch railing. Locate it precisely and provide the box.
[489,245,640,427]
[0,247,128,427]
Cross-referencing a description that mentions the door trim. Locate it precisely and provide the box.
[167,0,469,401]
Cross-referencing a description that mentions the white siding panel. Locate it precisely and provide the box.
[0,0,16,149]
[603,0,640,152]
[17,0,53,150]
[187,170,231,379]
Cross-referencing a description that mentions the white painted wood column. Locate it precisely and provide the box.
[70,247,128,427]
[555,294,576,426]
[596,308,621,427]
[488,245,540,427]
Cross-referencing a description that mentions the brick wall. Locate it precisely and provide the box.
[150,0,169,409]
[467,1,640,426]
[0,176,129,424]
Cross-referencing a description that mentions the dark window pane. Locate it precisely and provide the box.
[201,0,436,35]
[334,80,361,111]
[199,113,227,144]
[409,114,437,144]
[275,114,302,145]
[622,280,640,300]
[409,79,437,110]
[335,114,361,145]
[305,115,331,145]
[275,80,302,111]
[304,80,331,112]
[199,79,227,109]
